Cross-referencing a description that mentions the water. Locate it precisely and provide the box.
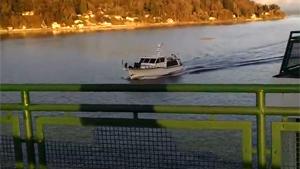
[1,16,300,85]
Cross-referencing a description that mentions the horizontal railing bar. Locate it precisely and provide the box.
[0,84,299,93]
[264,107,300,116]
[0,103,23,110]
[0,103,259,115]
[2,104,299,116]
[35,116,252,130]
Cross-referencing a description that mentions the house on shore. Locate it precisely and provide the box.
[51,22,61,29]
[22,11,34,16]
[209,17,216,21]
[126,17,138,22]
[166,18,174,24]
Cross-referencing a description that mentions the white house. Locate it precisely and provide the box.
[77,24,84,29]
[51,22,61,29]
[83,15,89,19]
[74,20,83,24]
[166,18,174,23]
[126,17,138,22]
[114,15,123,20]
[208,17,216,21]
[22,11,34,16]
[251,14,257,19]
[101,21,112,26]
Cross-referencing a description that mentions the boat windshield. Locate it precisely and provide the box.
[149,59,156,63]
[140,58,157,64]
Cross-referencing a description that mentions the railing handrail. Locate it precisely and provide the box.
[1,104,299,116]
[0,83,299,169]
[0,84,299,93]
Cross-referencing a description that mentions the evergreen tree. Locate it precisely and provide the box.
[79,0,88,14]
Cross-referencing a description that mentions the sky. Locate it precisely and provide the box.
[254,0,300,14]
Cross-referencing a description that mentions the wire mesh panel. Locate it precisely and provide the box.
[0,135,16,169]
[0,116,20,169]
[44,125,244,169]
[282,131,300,169]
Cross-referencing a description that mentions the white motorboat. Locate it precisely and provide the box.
[123,44,183,80]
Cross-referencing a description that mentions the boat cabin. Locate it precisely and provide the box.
[132,54,181,69]
[275,31,300,78]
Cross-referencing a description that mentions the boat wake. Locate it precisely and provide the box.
[184,55,282,74]
[183,41,285,74]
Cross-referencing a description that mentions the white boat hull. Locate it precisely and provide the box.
[127,66,183,80]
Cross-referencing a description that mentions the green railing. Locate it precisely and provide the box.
[0,84,299,169]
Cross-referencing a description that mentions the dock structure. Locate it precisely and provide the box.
[0,84,299,169]
[275,31,300,78]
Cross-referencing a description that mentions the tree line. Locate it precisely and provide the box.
[0,0,284,28]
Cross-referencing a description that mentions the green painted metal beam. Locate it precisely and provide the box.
[2,103,299,116]
[21,91,35,169]
[1,103,259,115]
[0,104,23,111]
[265,107,300,116]
[0,84,299,93]
[256,90,267,169]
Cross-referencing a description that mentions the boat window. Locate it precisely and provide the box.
[167,57,174,61]
[139,58,145,63]
[167,60,179,67]
[149,59,156,63]
[144,58,150,63]
[156,58,165,63]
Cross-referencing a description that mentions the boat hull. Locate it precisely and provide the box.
[127,66,183,80]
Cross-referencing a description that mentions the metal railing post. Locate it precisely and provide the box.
[257,90,266,169]
[21,90,36,169]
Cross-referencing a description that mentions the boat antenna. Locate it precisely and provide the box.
[156,43,163,57]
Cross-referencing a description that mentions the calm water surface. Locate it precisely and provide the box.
[1,16,300,85]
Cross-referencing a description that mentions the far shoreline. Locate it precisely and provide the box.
[0,16,285,39]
